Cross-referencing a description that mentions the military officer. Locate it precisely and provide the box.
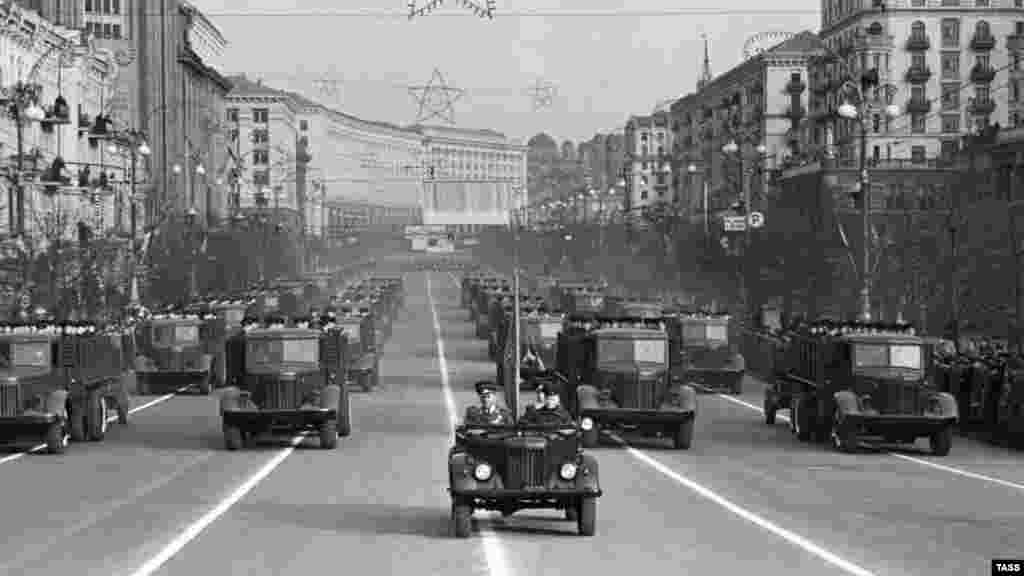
[464,380,513,425]
[521,379,573,425]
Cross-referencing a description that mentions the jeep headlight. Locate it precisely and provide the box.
[559,462,578,480]
[580,417,594,431]
[473,463,492,481]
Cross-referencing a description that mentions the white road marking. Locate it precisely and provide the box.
[617,438,878,576]
[426,272,511,576]
[0,386,187,465]
[127,434,304,576]
[716,392,1024,493]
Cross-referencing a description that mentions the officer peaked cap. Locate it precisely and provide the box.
[536,379,562,396]
[475,380,498,394]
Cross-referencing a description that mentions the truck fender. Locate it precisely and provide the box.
[47,389,69,419]
[576,384,600,410]
[660,382,697,413]
[220,386,242,412]
[449,452,480,492]
[199,353,213,373]
[833,390,860,416]
[930,392,959,420]
[575,453,601,492]
[321,384,341,411]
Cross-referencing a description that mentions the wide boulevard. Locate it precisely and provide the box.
[0,268,1020,576]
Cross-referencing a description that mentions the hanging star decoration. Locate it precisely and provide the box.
[525,78,557,111]
[408,0,495,20]
[408,68,464,125]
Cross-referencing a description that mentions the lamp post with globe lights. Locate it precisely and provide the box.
[100,130,151,306]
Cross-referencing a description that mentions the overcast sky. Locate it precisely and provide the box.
[190,0,820,143]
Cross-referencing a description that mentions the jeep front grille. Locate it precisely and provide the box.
[0,381,21,417]
[506,446,546,489]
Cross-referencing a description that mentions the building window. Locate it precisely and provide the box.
[300,120,308,131]
[253,171,269,187]
[253,150,269,165]
[640,190,648,200]
[976,0,989,6]
[942,83,960,109]
[911,146,927,163]
[101,23,110,38]
[252,108,269,123]
[84,0,93,12]
[941,140,959,160]
[912,0,924,6]
[941,114,960,133]
[941,0,958,5]
[941,19,960,47]
[941,52,960,79]
[976,84,991,102]
[112,0,120,13]
[1013,111,1022,127]
[252,129,269,144]
[1012,80,1021,102]
[111,24,121,39]
[227,108,238,122]
[912,113,927,133]
[103,0,111,14]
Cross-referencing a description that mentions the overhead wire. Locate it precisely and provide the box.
[133,8,820,17]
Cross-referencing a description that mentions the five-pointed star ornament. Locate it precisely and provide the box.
[408,68,465,125]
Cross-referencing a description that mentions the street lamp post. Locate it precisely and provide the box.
[102,131,150,306]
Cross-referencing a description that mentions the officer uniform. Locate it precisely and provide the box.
[464,381,513,425]
[521,380,573,425]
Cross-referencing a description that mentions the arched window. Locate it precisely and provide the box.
[976,20,990,36]
[911,21,925,37]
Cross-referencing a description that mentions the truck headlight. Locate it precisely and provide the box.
[580,417,594,431]
[473,463,492,481]
[559,462,578,480]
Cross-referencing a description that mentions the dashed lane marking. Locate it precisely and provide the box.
[715,393,1024,493]
[427,272,511,576]
[0,386,190,466]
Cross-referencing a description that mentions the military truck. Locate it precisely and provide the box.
[135,314,215,395]
[553,283,605,315]
[668,312,745,395]
[219,322,350,450]
[0,323,132,454]
[604,298,664,319]
[764,321,958,455]
[555,315,697,450]
[332,306,379,392]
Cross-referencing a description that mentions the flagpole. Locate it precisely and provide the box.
[512,185,521,420]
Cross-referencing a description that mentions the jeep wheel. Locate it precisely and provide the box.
[673,419,694,450]
[45,422,68,454]
[577,497,597,536]
[320,421,339,449]
[830,412,857,453]
[68,400,86,443]
[87,391,108,442]
[452,502,472,538]
[929,426,953,456]
[223,424,243,451]
[764,394,776,425]
[337,388,352,437]
[581,426,599,448]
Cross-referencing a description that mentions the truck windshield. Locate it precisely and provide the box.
[12,343,48,367]
[853,343,922,370]
[282,339,319,363]
[175,325,199,344]
[598,339,666,365]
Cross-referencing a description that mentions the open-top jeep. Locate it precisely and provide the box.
[558,315,697,450]
[220,323,350,450]
[765,321,958,455]
[669,312,745,395]
[0,324,132,454]
[448,422,602,538]
[332,306,379,392]
[135,315,215,395]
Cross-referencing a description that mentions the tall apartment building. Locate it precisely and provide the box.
[623,112,672,213]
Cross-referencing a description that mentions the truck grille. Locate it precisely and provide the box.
[506,445,546,489]
[0,381,21,417]
[613,375,659,409]
[258,377,299,410]
[870,380,920,414]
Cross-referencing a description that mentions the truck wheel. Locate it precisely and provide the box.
[830,412,857,453]
[794,397,813,442]
[198,371,213,395]
[764,394,777,425]
[320,421,339,449]
[673,418,694,450]
[565,500,579,521]
[577,497,597,536]
[337,387,352,437]
[45,422,68,454]
[730,375,743,395]
[223,424,243,451]
[68,399,86,443]
[452,501,473,538]
[929,426,953,456]
[87,391,109,442]
[582,425,599,448]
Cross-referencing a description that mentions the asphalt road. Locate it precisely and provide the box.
[0,269,1019,576]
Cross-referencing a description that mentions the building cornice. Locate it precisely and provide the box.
[178,45,232,93]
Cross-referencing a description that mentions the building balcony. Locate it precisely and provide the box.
[968,98,996,116]
[855,33,894,51]
[1008,34,1024,52]
[905,34,930,51]
[905,97,932,114]
[904,65,932,83]
[971,33,996,51]
[970,64,996,83]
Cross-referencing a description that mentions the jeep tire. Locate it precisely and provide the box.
[452,501,472,538]
[577,497,597,536]
[320,420,338,449]
[223,424,243,451]
[673,418,694,450]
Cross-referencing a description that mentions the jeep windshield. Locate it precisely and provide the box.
[682,322,728,347]
[598,338,667,366]
[248,338,319,365]
[853,343,923,371]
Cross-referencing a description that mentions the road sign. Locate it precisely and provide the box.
[723,216,746,232]
[748,211,765,228]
